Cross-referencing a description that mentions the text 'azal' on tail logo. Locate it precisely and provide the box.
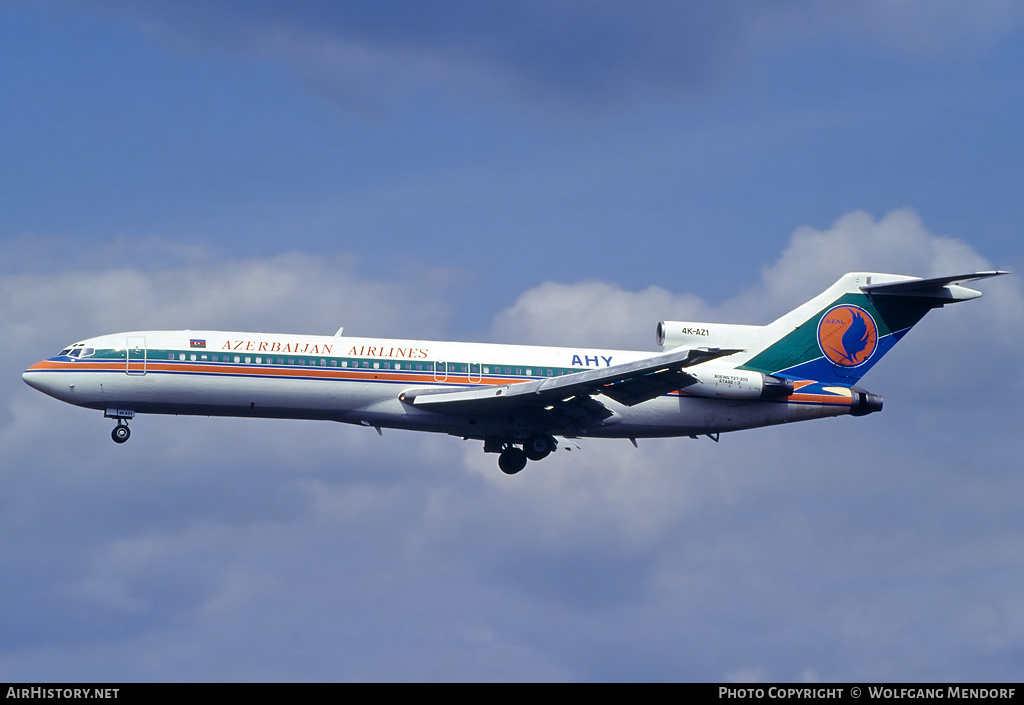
[817,305,878,367]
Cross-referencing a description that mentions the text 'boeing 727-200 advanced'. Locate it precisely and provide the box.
[23,271,1007,474]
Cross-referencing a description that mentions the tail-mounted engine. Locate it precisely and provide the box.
[657,320,761,351]
[680,366,794,400]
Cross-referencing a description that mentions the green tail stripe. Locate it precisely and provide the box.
[741,293,937,374]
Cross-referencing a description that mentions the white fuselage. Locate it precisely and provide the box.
[23,329,854,442]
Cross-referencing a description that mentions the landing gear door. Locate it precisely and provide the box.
[126,336,147,375]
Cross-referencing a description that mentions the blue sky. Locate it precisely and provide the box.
[2,1,1023,682]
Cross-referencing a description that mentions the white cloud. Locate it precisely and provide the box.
[490,280,708,349]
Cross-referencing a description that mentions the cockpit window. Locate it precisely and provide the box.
[58,343,90,358]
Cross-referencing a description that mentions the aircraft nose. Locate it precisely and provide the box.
[23,362,67,399]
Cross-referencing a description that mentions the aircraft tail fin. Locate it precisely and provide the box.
[734,271,1008,385]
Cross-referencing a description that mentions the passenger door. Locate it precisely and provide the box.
[126,336,147,375]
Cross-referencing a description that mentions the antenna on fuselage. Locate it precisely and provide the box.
[334,327,344,337]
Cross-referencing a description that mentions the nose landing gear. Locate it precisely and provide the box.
[111,421,131,444]
[105,408,135,444]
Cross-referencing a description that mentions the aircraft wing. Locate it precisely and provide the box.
[399,347,741,422]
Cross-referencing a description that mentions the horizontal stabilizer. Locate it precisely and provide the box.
[861,271,1009,301]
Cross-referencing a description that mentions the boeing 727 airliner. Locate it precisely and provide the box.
[23,271,1006,474]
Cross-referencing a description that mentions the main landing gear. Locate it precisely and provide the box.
[498,447,528,475]
[490,435,557,475]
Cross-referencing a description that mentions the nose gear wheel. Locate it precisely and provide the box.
[111,421,130,444]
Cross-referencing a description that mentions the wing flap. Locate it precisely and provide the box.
[598,368,698,406]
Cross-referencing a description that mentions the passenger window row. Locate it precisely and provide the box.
[158,351,573,378]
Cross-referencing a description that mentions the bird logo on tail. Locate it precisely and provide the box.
[817,305,878,367]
